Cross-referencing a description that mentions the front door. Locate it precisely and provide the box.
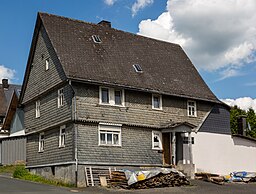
[162,133,171,165]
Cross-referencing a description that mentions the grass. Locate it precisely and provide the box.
[0,165,22,174]
[0,165,75,187]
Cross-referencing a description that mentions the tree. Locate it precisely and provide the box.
[230,106,246,135]
[230,106,256,138]
[246,108,256,138]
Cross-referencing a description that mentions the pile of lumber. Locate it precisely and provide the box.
[195,172,225,185]
[110,170,190,189]
[110,171,128,189]
[129,172,190,189]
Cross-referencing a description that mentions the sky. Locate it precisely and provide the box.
[0,0,256,111]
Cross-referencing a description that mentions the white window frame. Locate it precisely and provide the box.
[58,88,64,108]
[36,100,40,118]
[152,94,162,110]
[45,58,49,70]
[92,35,102,43]
[38,132,44,152]
[59,125,66,147]
[99,86,125,107]
[98,123,122,146]
[152,131,163,150]
[187,100,197,117]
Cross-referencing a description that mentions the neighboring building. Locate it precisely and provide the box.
[0,79,21,137]
[19,13,255,186]
[0,79,25,165]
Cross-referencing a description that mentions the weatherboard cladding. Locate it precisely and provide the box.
[22,25,66,104]
[77,123,162,165]
[24,84,72,133]
[39,12,218,103]
[26,123,74,166]
[74,83,213,128]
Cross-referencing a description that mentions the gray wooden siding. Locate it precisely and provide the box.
[77,123,162,165]
[26,123,74,166]
[1,137,26,165]
[22,25,66,104]
[24,84,72,133]
[199,104,231,134]
[74,83,213,128]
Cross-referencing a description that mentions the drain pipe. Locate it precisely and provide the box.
[69,80,78,187]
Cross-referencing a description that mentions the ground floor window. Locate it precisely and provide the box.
[38,132,44,152]
[98,124,121,146]
[59,125,66,147]
[152,131,163,150]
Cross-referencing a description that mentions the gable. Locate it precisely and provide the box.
[198,104,231,134]
[39,13,219,103]
[21,23,67,104]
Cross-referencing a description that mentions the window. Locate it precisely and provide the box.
[99,87,124,106]
[92,35,102,43]
[152,94,162,110]
[58,88,64,107]
[152,131,162,150]
[36,100,40,118]
[114,90,122,105]
[101,88,109,104]
[45,58,49,70]
[98,124,121,146]
[187,100,197,117]
[59,125,66,147]
[133,64,143,73]
[183,137,194,144]
[39,132,44,152]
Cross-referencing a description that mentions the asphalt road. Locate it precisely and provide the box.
[0,175,256,194]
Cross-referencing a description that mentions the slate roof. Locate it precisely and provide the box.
[0,84,21,117]
[25,13,220,103]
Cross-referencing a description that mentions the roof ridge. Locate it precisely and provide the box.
[38,12,180,47]
[39,12,104,29]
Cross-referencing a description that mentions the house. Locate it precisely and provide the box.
[20,13,255,186]
[0,79,21,136]
[0,79,25,165]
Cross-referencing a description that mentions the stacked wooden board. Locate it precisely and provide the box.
[110,170,190,189]
[195,172,225,185]
[110,171,129,189]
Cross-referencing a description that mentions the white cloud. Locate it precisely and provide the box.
[222,97,256,112]
[0,65,15,83]
[104,0,117,6]
[132,0,154,17]
[138,0,256,79]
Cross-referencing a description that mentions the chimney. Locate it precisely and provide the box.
[98,20,111,28]
[237,115,247,136]
[2,79,9,89]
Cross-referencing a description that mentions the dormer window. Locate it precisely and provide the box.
[133,64,143,73]
[92,35,102,43]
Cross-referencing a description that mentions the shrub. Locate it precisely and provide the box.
[13,166,29,178]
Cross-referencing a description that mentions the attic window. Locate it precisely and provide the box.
[92,35,102,43]
[133,64,143,73]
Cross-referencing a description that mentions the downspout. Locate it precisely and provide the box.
[69,80,78,187]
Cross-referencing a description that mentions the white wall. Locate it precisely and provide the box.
[193,132,256,175]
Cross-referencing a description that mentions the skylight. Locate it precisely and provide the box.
[133,64,143,73]
[92,35,102,43]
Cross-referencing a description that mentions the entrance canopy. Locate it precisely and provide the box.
[161,122,196,133]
